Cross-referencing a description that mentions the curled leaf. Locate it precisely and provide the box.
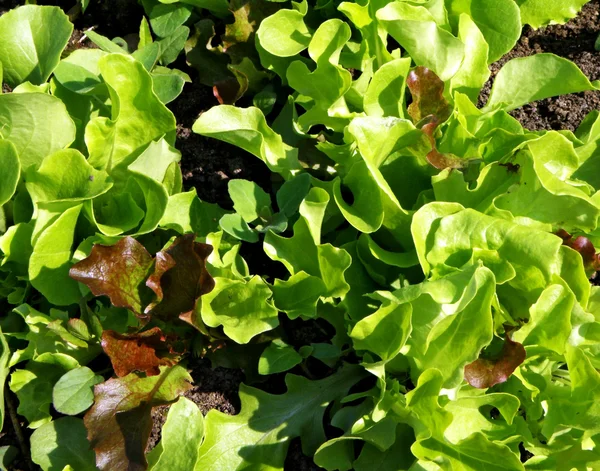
[464,336,526,389]
[69,237,154,317]
[145,234,215,321]
[101,327,180,378]
[84,365,192,471]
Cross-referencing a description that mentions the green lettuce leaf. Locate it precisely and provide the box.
[486,54,600,112]
[0,5,73,87]
[194,365,363,471]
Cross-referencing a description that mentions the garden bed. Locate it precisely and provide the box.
[1,0,600,470]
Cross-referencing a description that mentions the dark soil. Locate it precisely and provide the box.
[168,79,273,207]
[0,0,20,15]
[479,0,600,132]
[147,358,245,451]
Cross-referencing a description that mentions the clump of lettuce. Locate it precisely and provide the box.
[1,1,600,471]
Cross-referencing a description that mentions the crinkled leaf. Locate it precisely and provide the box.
[464,336,526,389]
[69,236,154,316]
[200,276,279,344]
[52,367,103,416]
[159,188,226,236]
[0,5,73,87]
[85,54,176,173]
[350,300,412,362]
[286,19,353,131]
[84,365,192,471]
[145,233,215,320]
[264,188,352,299]
[407,66,451,125]
[26,149,112,204]
[271,271,326,319]
[543,345,600,436]
[194,365,363,470]
[512,284,574,354]
[398,265,496,387]
[101,328,179,377]
[450,13,490,102]
[256,7,310,57]
[494,132,600,232]
[412,432,525,471]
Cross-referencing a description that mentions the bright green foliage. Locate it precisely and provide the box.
[52,367,103,415]
[194,365,363,471]
[0,93,76,169]
[148,397,204,471]
[2,1,600,470]
[0,141,20,207]
[258,339,303,374]
[200,276,279,344]
[485,54,599,111]
[30,417,96,471]
[515,0,590,28]
[10,353,80,429]
[0,6,73,87]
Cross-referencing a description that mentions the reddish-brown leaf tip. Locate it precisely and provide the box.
[101,327,180,378]
[407,66,451,125]
[464,336,526,389]
[69,237,154,317]
[145,234,215,321]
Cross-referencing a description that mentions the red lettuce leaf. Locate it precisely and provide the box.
[69,237,154,317]
[407,66,451,125]
[464,336,526,389]
[84,365,192,471]
[101,327,180,378]
[557,229,600,274]
[145,233,215,321]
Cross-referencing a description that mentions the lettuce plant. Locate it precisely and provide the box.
[1,1,600,471]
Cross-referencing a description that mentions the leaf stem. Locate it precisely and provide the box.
[4,385,34,471]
